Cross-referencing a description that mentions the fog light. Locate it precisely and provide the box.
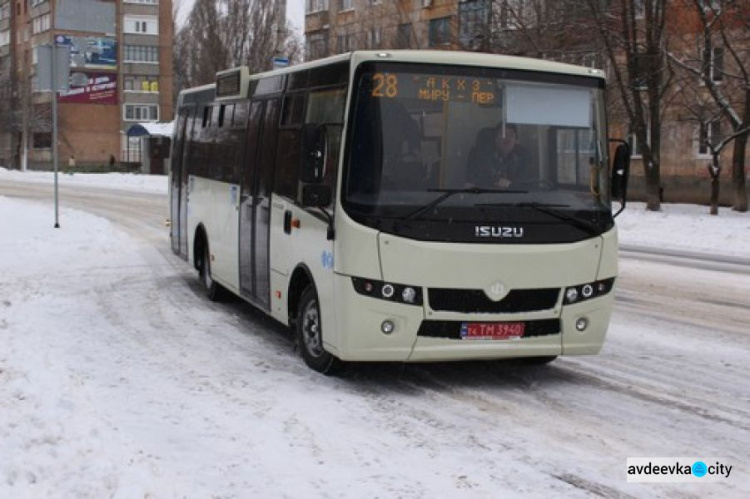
[402,287,417,303]
[582,284,594,298]
[565,287,579,303]
[381,320,395,334]
[575,317,589,332]
[381,284,395,299]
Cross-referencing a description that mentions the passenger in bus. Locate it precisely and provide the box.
[466,124,533,188]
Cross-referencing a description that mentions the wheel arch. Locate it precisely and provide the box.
[288,263,315,327]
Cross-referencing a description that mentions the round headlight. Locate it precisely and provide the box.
[381,284,395,299]
[582,284,594,298]
[402,287,417,303]
[565,287,579,303]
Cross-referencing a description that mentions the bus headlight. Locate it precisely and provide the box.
[563,278,615,305]
[351,277,423,306]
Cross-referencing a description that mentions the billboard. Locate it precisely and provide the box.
[59,72,117,105]
[55,0,115,34]
[55,34,117,70]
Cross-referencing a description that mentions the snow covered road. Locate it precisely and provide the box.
[1,175,749,498]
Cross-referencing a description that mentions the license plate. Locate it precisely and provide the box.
[461,322,525,340]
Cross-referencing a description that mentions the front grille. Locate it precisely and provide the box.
[428,288,560,313]
[418,319,560,339]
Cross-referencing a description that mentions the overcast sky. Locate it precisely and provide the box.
[176,0,305,34]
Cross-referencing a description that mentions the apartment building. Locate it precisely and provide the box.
[0,0,173,169]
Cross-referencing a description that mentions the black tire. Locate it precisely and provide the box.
[199,243,226,302]
[522,355,558,365]
[296,286,341,375]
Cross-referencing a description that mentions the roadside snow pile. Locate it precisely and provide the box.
[0,168,167,194]
[617,202,750,258]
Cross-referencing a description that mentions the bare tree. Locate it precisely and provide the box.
[669,0,749,212]
[175,0,297,93]
[675,75,750,214]
[583,0,674,211]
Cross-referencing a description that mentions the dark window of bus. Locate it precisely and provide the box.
[202,105,211,128]
[281,92,306,127]
[215,126,241,183]
[211,105,222,127]
[305,86,347,207]
[218,104,228,127]
[287,70,309,91]
[309,62,349,88]
[233,101,249,128]
[188,112,210,178]
[242,101,264,194]
[274,131,300,200]
[257,99,281,199]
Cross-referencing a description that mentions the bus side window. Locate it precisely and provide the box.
[274,130,300,201]
[304,86,346,206]
[186,111,206,178]
[281,92,306,127]
[233,101,249,128]
[275,92,307,202]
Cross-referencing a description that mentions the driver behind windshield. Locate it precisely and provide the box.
[466,124,534,188]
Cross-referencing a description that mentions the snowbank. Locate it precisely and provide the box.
[617,202,750,258]
[0,168,168,195]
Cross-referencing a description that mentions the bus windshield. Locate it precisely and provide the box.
[343,62,613,243]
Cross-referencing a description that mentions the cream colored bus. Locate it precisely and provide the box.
[169,50,630,374]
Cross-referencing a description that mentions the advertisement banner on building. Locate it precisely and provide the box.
[59,72,117,105]
[54,34,117,70]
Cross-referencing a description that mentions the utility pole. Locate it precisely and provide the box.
[38,44,69,228]
[51,43,59,228]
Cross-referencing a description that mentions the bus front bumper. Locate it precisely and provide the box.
[332,274,614,362]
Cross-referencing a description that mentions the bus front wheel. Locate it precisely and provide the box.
[297,286,341,375]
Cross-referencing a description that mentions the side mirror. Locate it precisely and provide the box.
[610,142,630,216]
[301,184,332,208]
[300,123,326,183]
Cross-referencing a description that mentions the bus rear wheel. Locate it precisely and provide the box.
[297,286,341,375]
[199,244,226,302]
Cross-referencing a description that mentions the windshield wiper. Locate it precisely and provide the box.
[480,201,601,236]
[401,187,527,223]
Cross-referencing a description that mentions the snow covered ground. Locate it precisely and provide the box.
[0,168,167,195]
[2,169,749,497]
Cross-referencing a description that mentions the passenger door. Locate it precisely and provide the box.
[239,98,280,309]
[170,108,191,259]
